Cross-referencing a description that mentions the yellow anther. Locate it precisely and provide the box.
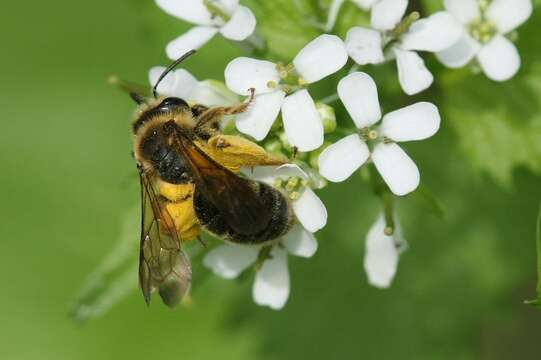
[368,130,378,140]
[289,192,301,201]
[267,80,278,89]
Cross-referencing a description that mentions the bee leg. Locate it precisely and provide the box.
[195,88,255,139]
[191,104,209,118]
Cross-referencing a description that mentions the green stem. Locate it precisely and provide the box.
[203,0,230,21]
[368,164,395,235]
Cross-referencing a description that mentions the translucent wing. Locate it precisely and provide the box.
[138,169,192,308]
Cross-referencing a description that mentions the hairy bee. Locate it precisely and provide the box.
[130,51,295,307]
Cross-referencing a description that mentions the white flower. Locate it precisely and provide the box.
[345,0,462,95]
[364,213,407,288]
[436,0,533,81]
[318,72,440,196]
[203,164,327,310]
[224,34,348,151]
[149,66,239,107]
[156,0,257,60]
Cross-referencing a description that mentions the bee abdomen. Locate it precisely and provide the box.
[194,182,294,245]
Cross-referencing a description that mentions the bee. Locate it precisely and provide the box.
[129,51,295,307]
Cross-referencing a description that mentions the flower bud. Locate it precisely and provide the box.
[264,139,283,155]
[309,141,332,169]
[316,102,336,134]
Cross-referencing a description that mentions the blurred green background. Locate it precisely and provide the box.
[1,1,540,359]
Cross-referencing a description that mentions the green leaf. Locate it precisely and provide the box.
[441,10,541,187]
[441,62,541,187]
[525,203,541,308]
[408,183,446,220]
[70,207,140,323]
[244,0,322,60]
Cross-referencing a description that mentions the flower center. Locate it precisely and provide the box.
[274,176,308,200]
[265,63,306,94]
[468,17,498,44]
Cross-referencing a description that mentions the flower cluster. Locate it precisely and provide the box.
[437,0,533,81]
[150,0,533,309]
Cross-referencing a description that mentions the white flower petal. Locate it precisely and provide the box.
[486,0,533,34]
[293,34,348,84]
[220,5,256,41]
[252,247,290,310]
[436,32,480,68]
[203,244,258,279]
[283,225,318,258]
[443,0,480,24]
[394,48,434,95]
[149,66,176,95]
[246,164,307,185]
[166,26,218,60]
[293,187,327,233]
[371,0,408,31]
[477,35,520,82]
[218,0,240,14]
[380,102,441,142]
[318,135,370,182]
[282,90,324,152]
[171,69,200,99]
[224,57,280,96]
[337,72,381,128]
[345,27,385,65]
[364,214,400,288]
[149,67,199,99]
[372,143,420,196]
[190,80,240,107]
[156,0,214,25]
[236,91,285,141]
[401,12,463,52]
[351,0,378,10]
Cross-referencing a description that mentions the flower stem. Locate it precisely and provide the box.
[320,93,339,104]
[325,0,346,32]
[237,31,268,56]
[368,164,395,235]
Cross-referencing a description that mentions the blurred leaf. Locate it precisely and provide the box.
[408,183,446,220]
[331,1,370,37]
[244,0,322,60]
[70,207,140,323]
[441,62,541,187]
[525,203,541,309]
[441,10,541,187]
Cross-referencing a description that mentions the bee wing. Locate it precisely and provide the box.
[138,170,192,308]
[173,131,274,236]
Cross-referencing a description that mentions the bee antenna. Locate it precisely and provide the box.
[152,50,197,98]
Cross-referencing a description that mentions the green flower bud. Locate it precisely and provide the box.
[316,102,337,134]
[264,140,283,155]
[279,131,293,152]
[309,141,332,169]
